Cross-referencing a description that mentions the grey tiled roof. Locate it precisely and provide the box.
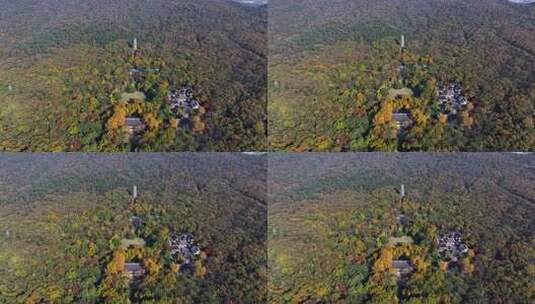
[125,117,143,127]
[392,260,412,269]
[392,113,410,122]
[125,262,143,272]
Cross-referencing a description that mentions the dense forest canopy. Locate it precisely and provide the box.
[269,0,535,151]
[0,153,267,302]
[0,0,267,151]
[268,153,535,303]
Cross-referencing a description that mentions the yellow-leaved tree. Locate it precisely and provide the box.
[373,246,394,272]
[143,113,160,130]
[460,257,475,274]
[106,102,127,131]
[373,101,394,125]
[191,116,206,133]
[106,250,126,275]
[144,257,162,284]
[410,255,429,273]
[194,260,207,278]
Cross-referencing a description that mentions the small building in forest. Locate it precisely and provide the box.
[396,214,408,225]
[125,117,145,135]
[392,260,413,277]
[130,216,142,227]
[125,262,145,281]
[392,112,411,129]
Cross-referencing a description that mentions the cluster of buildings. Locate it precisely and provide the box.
[120,39,202,135]
[437,82,468,114]
[436,230,469,261]
[168,232,201,265]
[168,86,201,115]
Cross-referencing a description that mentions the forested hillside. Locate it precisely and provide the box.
[0,153,267,302]
[269,153,535,303]
[269,0,535,151]
[0,0,267,151]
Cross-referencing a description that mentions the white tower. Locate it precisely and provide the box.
[133,185,138,199]
[400,35,405,50]
[400,184,405,197]
[133,38,138,51]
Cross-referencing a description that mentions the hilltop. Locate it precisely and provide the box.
[269,153,535,303]
[0,153,267,302]
[0,0,267,151]
[269,0,535,151]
